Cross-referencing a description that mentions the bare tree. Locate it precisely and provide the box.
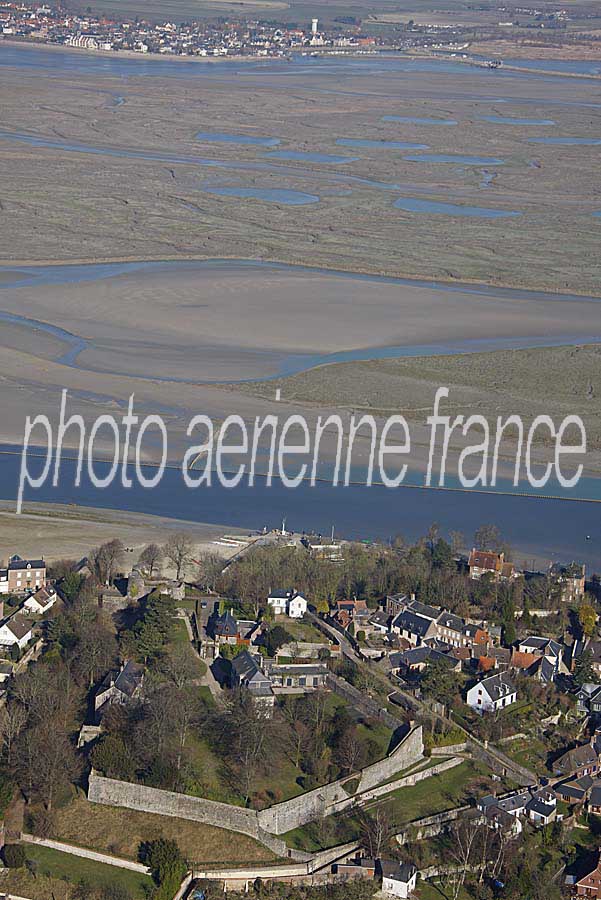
[336,726,366,775]
[138,543,164,578]
[358,807,396,858]
[164,532,195,581]
[449,531,465,556]
[73,615,117,687]
[284,718,311,770]
[195,551,224,593]
[0,705,27,767]
[161,644,198,690]
[16,723,80,809]
[446,814,487,900]
[89,539,125,585]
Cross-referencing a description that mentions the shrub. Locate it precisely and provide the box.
[4,844,26,868]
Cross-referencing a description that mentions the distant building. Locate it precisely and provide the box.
[468,549,515,581]
[94,660,145,719]
[332,599,370,631]
[211,610,239,643]
[466,673,517,715]
[554,733,601,780]
[588,784,601,815]
[230,650,275,713]
[389,646,461,677]
[576,683,601,718]
[23,585,57,616]
[512,637,566,683]
[550,561,585,603]
[390,597,489,652]
[385,593,413,617]
[572,852,601,897]
[378,860,417,898]
[267,589,307,618]
[0,555,46,595]
[266,662,328,692]
[0,614,33,650]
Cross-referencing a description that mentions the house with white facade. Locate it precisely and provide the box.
[23,586,57,616]
[379,860,417,898]
[466,673,517,715]
[267,589,307,618]
[0,614,33,650]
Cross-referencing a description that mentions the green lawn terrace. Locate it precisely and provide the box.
[0,843,153,900]
[283,758,514,853]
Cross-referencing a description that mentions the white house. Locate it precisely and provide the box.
[288,593,308,618]
[23,586,57,616]
[267,589,307,619]
[466,673,517,715]
[0,614,33,650]
[380,860,417,898]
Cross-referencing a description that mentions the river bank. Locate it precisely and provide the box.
[0,499,244,564]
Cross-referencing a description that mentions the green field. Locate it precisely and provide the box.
[4,844,152,899]
[284,760,495,852]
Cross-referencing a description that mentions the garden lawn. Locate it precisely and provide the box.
[499,736,549,776]
[15,843,152,898]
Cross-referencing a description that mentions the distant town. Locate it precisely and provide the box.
[0,2,381,57]
[0,0,578,59]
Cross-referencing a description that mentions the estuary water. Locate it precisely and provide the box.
[2,447,600,569]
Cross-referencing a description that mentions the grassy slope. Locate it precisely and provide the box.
[52,796,277,866]
[3,844,152,899]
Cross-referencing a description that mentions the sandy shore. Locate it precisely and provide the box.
[0,499,244,565]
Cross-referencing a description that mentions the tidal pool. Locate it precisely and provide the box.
[479,114,555,125]
[336,138,429,150]
[394,197,520,218]
[528,136,601,145]
[195,131,280,146]
[404,153,506,165]
[203,186,319,205]
[382,115,457,125]
[263,150,359,163]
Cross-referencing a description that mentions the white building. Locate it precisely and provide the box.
[23,586,57,616]
[267,589,307,618]
[0,614,33,650]
[380,861,417,898]
[466,673,517,715]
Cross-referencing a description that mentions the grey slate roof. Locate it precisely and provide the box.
[3,614,32,640]
[98,660,144,698]
[408,600,440,621]
[437,612,465,632]
[520,636,562,658]
[527,797,555,818]
[8,556,45,571]
[232,650,262,680]
[214,611,238,637]
[393,610,434,638]
[478,673,516,702]
[369,610,391,629]
[497,790,531,813]
[379,860,416,882]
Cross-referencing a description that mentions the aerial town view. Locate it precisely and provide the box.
[0,0,600,894]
